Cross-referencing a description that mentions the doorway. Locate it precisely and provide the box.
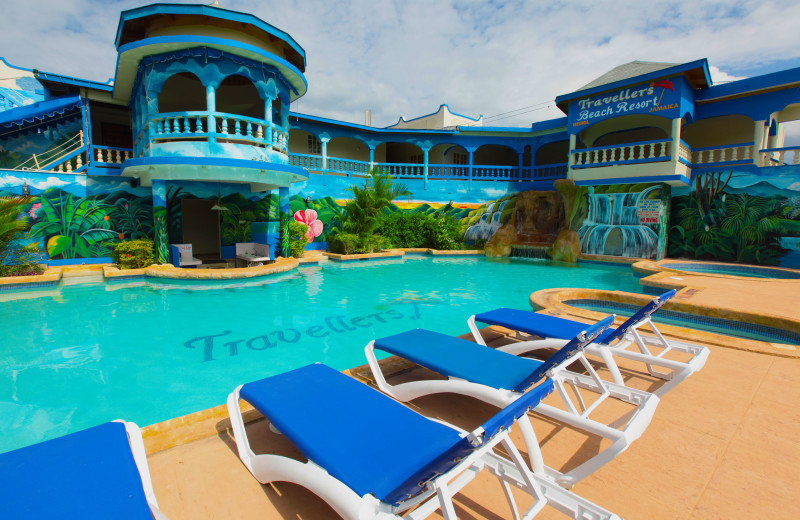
[181,199,221,261]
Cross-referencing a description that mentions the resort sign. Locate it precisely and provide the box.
[568,78,684,133]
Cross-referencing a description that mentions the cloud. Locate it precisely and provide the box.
[2,0,800,130]
[709,65,747,84]
[28,176,74,190]
[0,175,24,187]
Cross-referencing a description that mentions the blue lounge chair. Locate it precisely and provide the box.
[0,421,167,519]
[365,316,660,488]
[227,363,621,520]
[467,290,709,397]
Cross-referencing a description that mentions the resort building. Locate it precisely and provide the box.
[1,2,800,266]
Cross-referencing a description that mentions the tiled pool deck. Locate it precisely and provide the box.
[138,267,800,520]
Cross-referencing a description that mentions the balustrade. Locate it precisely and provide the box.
[572,139,672,168]
[759,146,800,167]
[690,143,753,165]
[146,111,288,154]
[54,151,87,173]
[94,146,132,165]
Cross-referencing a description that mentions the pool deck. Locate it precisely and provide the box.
[142,269,800,519]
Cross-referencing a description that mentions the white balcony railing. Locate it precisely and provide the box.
[144,111,289,154]
[572,139,672,168]
[759,146,800,167]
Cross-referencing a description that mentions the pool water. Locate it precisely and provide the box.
[665,262,800,279]
[0,256,641,453]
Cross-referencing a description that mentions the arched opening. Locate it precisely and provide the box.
[288,129,320,155]
[579,114,671,148]
[429,143,468,178]
[681,114,755,149]
[373,142,424,177]
[473,144,517,166]
[327,136,369,162]
[535,141,569,165]
[158,72,206,113]
[215,75,262,119]
[429,143,468,165]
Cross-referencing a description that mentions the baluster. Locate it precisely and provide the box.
[220,118,227,135]
[181,117,187,133]
[794,150,800,165]
[124,151,130,161]
[96,149,103,162]
[65,159,73,173]
[256,124,263,139]
[744,146,752,160]
[234,119,241,135]
[57,163,64,173]
[76,153,82,168]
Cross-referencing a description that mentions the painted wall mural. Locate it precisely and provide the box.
[0,118,81,170]
[670,171,800,267]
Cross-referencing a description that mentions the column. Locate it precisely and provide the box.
[146,93,159,158]
[567,134,577,180]
[278,186,291,258]
[152,179,169,264]
[369,146,375,169]
[517,151,524,180]
[206,85,217,144]
[753,120,766,166]
[670,117,681,161]
[422,147,430,190]
[320,136,330,185]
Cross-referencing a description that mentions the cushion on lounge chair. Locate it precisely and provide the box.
[241,363,473,505]
[374,328,546,391]
[475,308,618,344]
[0,422,153,519]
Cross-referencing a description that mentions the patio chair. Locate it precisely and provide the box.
[365,316,659,488]
[0,421,167,519]
[227,363,621,520]
[467,290,709,397]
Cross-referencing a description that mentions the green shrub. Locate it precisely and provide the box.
[288,220,308,258]
[328,232,360,254]
[377,212,464,250]
[112,239,154,269]
[0,242,44,277]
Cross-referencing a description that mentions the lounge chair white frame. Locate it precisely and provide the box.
[468,294,709,398]
[227,376,621,520]
[365,321,659,489]
[119,420,169,520]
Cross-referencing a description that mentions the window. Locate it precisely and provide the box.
[410,153,423,164]
[308,135,321,154]
[453,152,467,165]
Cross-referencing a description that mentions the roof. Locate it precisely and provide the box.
[555,58,712,112]
[115,3,305,72]
[0,95,82,131]
[578,61,679,91]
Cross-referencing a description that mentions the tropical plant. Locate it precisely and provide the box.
[0,196,44,276]
[221,206,254,245]
[113,198,153,240]
[29,193,118,259]
[112,239,155,269]
[340,169,412,238]
[288,220,308,258]
[153,206,169,263]
[328,232,360,254]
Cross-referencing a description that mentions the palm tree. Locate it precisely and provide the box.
[340,169,412,237]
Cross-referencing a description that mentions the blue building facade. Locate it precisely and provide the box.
[2,3,800,266]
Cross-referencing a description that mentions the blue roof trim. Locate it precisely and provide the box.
[35,70,113,92]
[116,35,307,96]
[0,95,82,129]
[574,173,691,186]
[389,104,482,128]
[696,66,800,102]
[289,112,459,134]
[443,104,482,122]
[0,57,34,73]
[555,59,711,108]
[115,3,305,69]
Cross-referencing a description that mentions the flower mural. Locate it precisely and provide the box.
[28,203,41,219]
[293,209,323,242]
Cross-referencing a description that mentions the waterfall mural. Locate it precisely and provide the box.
[463,200,510,242]
[577,184,670,259]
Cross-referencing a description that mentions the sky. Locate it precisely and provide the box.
[2,0,800,129]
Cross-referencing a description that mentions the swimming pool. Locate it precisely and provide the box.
[0,256,641,453]
[661,262,800,279]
